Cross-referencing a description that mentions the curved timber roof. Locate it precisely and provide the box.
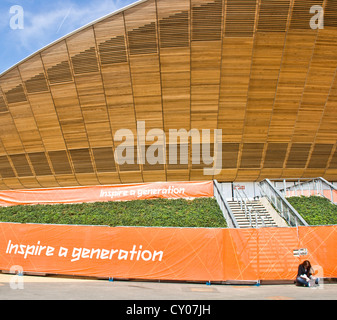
[0,0,337,189]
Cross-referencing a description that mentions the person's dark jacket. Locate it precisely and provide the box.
[297,264,312,278]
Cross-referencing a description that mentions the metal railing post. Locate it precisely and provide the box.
[213,180,239,228]
[258,179,308,227]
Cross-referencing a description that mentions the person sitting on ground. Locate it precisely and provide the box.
[296,260,319,287]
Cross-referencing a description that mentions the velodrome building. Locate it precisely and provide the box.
[0,0,337,191]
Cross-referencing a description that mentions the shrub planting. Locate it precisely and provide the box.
[287,196,337,226]
[0,197,227,228]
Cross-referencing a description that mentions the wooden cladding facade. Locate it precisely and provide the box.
[0,0,337,189]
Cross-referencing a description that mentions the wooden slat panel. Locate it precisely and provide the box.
[218,37,254,142]
[71,47,99,74]
[308,144,334,169]
[8,103,45,153]
[192,0,222,41]
[290,0,323,30]
[222,143,240,169]
[69,148,94,174]
[48,150,73,175]
[292,29,337,143]
[0,96,8,113]
[0,113,25,154]
[128,22,158,55]
[324,0,337,28]
[92,147,116,172]
[95,14,137,139]
[99,35,128,65]
[263,143,288,168]
[46,61,73,84]
[316,73,337,143]
[125,0,163,132]
[1,178,24,189]
[0,69,43,155]
[243,32,287,142]
[10,154,33,177]
[159,11,189,48]
[67,27,114,149]
[141,144,165,171]
[191,143,214,170]
[191,41,221,130]
[191,0,222,131]
[49,83,89,149]
[116,146,141,172]
[240,143,264,168]
[286,143,312,168]
[0,0,337,185]
[28,152,52,176]
[42,41,89,150]
[0,156,16,178]
[257,0,290,32]
[225,0,257,37]
[27,92,66,151]
[157,0,191,133]
[328,147,337,169]
[166,143,189,170]
[267,30,318,142]
[24,73,48,94]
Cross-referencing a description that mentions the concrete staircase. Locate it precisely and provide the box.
[227,199,278,228]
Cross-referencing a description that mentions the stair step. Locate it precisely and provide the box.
[227,199,280,229]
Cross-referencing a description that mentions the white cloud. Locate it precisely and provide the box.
[14,0,131,51]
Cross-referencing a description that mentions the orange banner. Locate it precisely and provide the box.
[1,223,337,282]
[0,181,214,207]
[0,223,224,282]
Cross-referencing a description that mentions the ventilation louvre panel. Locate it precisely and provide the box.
[159,11,189,48]
[257,0,291,32]
[25,73,49,94]
[225,0,257,37]
[222,143,240,169]
[308,144,333,169]
[69,149,94,173]
[286,143,312,168]
[240,143,264,168]
[99,35,128,65]
[71,47,99,74]
[5,85,27,104]
[264,143,288,168]
[29,152,52,176]
[47,61,73,84]
[128,22,158,55]
[48,150,73,175]
[325,0,337,28]
[192,0,223,41]
[290,0,323,30]
[0,156,15,178]
[92,147,116,172]
[10,154,33,177]
[0,96,8,112]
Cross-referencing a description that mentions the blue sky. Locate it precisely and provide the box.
[0,0,136,74]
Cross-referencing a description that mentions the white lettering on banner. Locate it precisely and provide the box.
[99,186,186,199]
[6,240,54,259]
[70,245,163,263]
[5,240,164,263]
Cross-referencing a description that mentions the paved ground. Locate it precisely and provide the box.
[0,274,336,301]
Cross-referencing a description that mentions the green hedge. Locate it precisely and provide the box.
[287,196,337,226]
[0,197,227,228]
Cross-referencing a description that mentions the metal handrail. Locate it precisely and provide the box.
[233,186,266,228]
[213,180,239,228]
[258,179,308,227]
[280,177,337,204]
